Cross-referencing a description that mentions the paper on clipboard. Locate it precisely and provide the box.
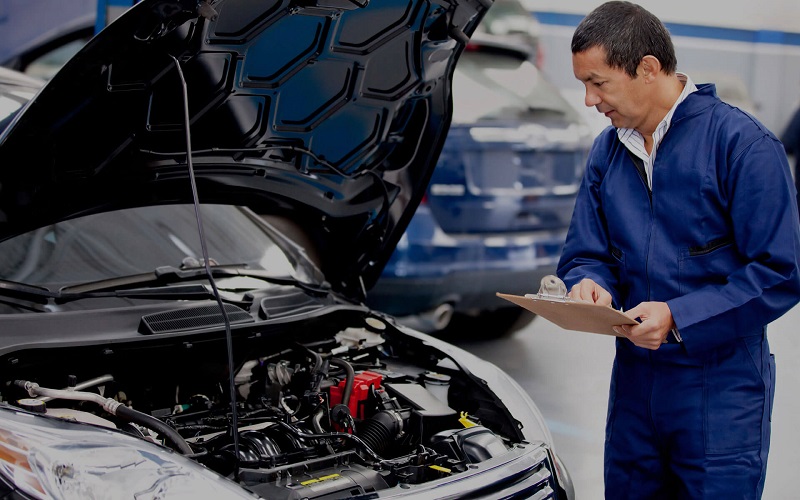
[496,276,637,336]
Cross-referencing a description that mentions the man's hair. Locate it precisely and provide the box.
[571,1,677,77]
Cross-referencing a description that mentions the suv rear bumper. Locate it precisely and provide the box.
[367,258,558,316]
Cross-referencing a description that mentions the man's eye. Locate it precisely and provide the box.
[594,81,605,87]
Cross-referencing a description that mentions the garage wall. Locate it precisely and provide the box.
[522,1,800,134]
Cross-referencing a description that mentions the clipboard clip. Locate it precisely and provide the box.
[525,275,572,302]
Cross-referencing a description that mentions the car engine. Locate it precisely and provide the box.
[0,311,534,499]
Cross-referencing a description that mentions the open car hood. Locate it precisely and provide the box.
[0,0,488,300]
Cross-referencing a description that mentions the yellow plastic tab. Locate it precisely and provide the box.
[459,411,478,428]
[300,473,341,485]
[429,465,451,473]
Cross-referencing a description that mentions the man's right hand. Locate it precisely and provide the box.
[567,278,613,306]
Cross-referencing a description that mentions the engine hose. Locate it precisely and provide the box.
[311,406,326,434]
[15,380,193,456]
[36,374,115,403]
[357,418,392,456]
[273,420,385,462]
[358,410,404,457]
[308,349,324,391]
[329,357,354,410]
[116,405,194,455]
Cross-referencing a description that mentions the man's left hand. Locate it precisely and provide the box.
[613,302,675,350]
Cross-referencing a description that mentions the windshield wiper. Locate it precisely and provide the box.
[0,265,331,311]
[0,279,249,310]
[0,279,55,304]
[0,279,59,312]
[57,264,332,298]
[54,283,252,307]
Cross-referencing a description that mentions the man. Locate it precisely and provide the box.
[557,2,800,498]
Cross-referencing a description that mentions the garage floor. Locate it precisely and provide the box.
[452,302,800,499]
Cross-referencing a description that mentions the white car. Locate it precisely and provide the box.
[0,1,574,499]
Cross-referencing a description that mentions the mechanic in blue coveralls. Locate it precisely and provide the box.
[556,2,800,498]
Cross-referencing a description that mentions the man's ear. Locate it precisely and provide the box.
[639,55,662,82]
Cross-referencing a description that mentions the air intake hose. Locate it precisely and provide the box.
[358,410,404,456]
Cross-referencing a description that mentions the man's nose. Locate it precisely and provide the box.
[585,90,601,107]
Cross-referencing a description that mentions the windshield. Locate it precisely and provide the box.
[452,47,581,124]
[0,204,299,288]
[0,77,40,132]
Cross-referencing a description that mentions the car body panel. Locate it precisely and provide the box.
[0,0,475,301]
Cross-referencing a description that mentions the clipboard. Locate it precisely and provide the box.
[496,276,637,336]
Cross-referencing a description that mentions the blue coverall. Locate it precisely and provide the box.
[557,83,800,499]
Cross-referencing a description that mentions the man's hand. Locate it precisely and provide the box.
[567,278,613,306]
[613,302,675,350]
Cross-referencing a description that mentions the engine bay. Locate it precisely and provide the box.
[0,311,533,499]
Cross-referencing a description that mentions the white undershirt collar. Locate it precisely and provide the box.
[616,72,698,189]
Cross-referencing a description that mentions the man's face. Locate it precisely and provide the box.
[573,46,649,131]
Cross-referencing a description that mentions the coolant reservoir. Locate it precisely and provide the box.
[423,371,451,405]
